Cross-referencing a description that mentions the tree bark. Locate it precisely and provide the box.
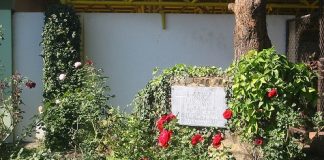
[229,0,272,60]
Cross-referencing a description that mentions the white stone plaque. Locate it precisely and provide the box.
[171,86,227,127]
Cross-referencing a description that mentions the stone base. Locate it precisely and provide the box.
[222,132,262,160]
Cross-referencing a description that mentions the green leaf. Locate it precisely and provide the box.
[258,101,264,108]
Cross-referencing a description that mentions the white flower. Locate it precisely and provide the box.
[55,99,60,104]
[59,74,66,80]
[72,31,76,38]
[74,62,82,68]
[38,106,43,114]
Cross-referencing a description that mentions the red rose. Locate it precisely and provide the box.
[166,113,176,121]
[254,137,263,146]
[156,113,176,132]
[158,129,172,148]
[25,80,36,89]
[267,88,277,98]
[223,109,233,120]
[212,133,223,148]
[156,115,168,132]
[85,60,93,65]
[191,134,204,145]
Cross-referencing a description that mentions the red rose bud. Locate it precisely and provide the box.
[85,60,93,65]
[212,133,223,148]
[223,109,233,120]
[25,80,36,89]
[254,137,263,146]
[267,88,277,98]
[158,129,172,148]
[191,134,204,146]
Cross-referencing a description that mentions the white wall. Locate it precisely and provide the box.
[82,13,293,111]
[13,12,44,141]
[12,13,293,138]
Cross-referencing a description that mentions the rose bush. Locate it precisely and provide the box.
[41,60,112,152]
[227,48,317,159]
[10,61,113,159]
[0,73,36,159]
[0,74,35,142]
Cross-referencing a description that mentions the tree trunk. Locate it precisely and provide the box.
[229,0,272,60]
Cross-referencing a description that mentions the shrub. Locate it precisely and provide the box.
[41,4,82,150]
[99,108,153,159]
[9,62,111,159]
[227,48,317,159]
[41,61,112,151]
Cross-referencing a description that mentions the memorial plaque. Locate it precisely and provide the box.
[171,86,227,127]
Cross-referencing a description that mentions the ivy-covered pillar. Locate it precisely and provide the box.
[41,4,81,150]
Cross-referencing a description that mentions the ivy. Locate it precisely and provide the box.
[41,4,82,150]
[133,64,224,126]
[41,4,81,101]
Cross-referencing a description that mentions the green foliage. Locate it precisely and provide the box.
[133,64,224,127]
[227,48,317,159]
[41,4,81,101]
[100,108,233,160]
[99,108,153,159]
[99,64,230,159]
[9,62,111,159]
[41,62,111,151]
[41,4,82,150]
[312,111,324,132]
